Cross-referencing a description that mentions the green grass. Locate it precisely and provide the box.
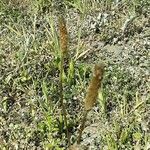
[0,0,149,149]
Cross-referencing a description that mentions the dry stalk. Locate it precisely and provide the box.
[77,64,105,144]
[59,15,70,146]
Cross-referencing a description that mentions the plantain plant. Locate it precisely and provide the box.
[57,13,105,149]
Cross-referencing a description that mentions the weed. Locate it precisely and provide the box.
[0,0,149,149]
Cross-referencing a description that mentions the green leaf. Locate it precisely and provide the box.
[120,128,129,144]
[42,80,48,103]
[133,132,142,141]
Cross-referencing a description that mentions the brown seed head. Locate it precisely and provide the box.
[84,64,104,111]
[58,15,68,56]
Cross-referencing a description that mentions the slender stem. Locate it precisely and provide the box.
[77,110,88,144]
[60,54,70,146]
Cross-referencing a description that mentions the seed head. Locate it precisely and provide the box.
[58,15,68,56]
[84,64,104,111]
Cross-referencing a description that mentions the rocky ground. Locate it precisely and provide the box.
[0,0,149,149]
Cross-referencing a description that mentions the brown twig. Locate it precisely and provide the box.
[77,110,88,144]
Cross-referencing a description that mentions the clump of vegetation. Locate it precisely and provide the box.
[0,0,149,149]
